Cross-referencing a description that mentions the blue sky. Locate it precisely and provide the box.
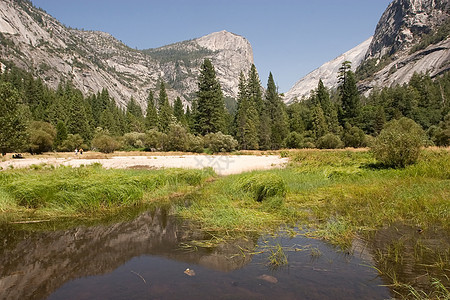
[32,0,392,93]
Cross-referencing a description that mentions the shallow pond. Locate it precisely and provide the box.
[0,208,417,299]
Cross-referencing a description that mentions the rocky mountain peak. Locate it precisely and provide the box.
[366,0,449,59]
[0,0,254,109]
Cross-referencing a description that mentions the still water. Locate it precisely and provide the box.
[0,208,391,300]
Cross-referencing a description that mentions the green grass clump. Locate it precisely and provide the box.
[233,172,286,202]
[0,165,214,219]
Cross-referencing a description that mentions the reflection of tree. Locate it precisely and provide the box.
[0,208,257,300]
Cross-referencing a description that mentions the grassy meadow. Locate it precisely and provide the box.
[0,149,449,297]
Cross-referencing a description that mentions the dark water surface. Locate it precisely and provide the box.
[0,208,391,300]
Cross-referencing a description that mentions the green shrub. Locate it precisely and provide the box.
[285,132,303,149]
[235,173,286,202]
[204,132,238,153]
[186,134,204,153]
[371,117,425,168]
[166,123,188,151]
[317,133,344,149]
[92,134,120,153]
[122,132,146,149]
[430,113,450,146]
[144,129,167,151]
[28,121,56,154]
[342,125,367,148]
[59,134,84,152]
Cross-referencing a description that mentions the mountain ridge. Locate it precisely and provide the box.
[285,0,450,102]
[0,0,253,109]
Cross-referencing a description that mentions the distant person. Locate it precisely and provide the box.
[79,148,83,155]
[75,148,78,155]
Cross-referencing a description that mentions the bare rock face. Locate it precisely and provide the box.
[284,37,372,104]
[366,0,449,59]
[0,0,254,109]
[360,0,450,93]
[285,0,450,101]
[360,38,450,94]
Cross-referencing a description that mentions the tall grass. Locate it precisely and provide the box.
[0,164,214,220]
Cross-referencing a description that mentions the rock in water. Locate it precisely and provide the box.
[184,268,196,276]
[257,274,278,284]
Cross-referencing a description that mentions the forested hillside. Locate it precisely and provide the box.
[1,57,449,155]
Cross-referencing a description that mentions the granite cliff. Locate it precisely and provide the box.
[0,0,254,109]
[285,0,450,102]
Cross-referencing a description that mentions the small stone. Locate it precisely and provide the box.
[257,274,278,284]
[184,268,196,276]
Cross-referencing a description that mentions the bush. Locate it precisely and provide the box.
[166,124,188,151]
[431,113,450,146]
[285,132,303,149]
[28,121,56,154]
[317,133,344,149]
[144,129,167,151]
[371,117,425,168]
[204,132,238,153]
[92,134,120,153]
[186,134,204,153]
[235,173,286,202]
[59,134,84,152]
[122,132,146,149]
[342,125,367,148]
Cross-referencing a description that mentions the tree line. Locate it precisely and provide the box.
[1,59,449,155]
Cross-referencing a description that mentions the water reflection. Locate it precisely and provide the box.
[0,208,255,300]
[0,209,391,300]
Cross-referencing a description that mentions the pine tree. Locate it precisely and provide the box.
[317,79,340,134]
[266,72,288,149]
[91,89,110,127]
[245,65,265,149]
[157,81,173,132]
[0,82,29,154]
[126,97,145,132]
[311,104,328,139]
[64,83,91,142]
[185,105,194,132]
[145,90,158,130]
[173,96,186,125]
[193,59,226,135]
[338,61,360,126]
[374,105,386,135]
[127,97,143,118]
[235,72,259,149]
[54,120,68,148]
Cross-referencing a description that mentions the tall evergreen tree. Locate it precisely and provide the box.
[266,72,288,149]
[157,81,173,132]
[311,104,328,139]
[317,79,340,134]
[54,120,68,148]
[193,59,226,135]
[173,96,186,125]
[235,72,259,149]
[126,97,145,132]
[127,97,143,118]
[338,61,360,126]
[91,89,110,127]
[64,83,91,142]
[0,82,29,153]
[145,90,158,130]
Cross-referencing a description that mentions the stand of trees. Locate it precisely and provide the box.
[1,59,449,154]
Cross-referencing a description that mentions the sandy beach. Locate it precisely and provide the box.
[0,154,288,175]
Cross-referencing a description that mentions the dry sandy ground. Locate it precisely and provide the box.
[0,154,289,175]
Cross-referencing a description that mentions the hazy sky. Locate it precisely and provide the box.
[32,0,392,93]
